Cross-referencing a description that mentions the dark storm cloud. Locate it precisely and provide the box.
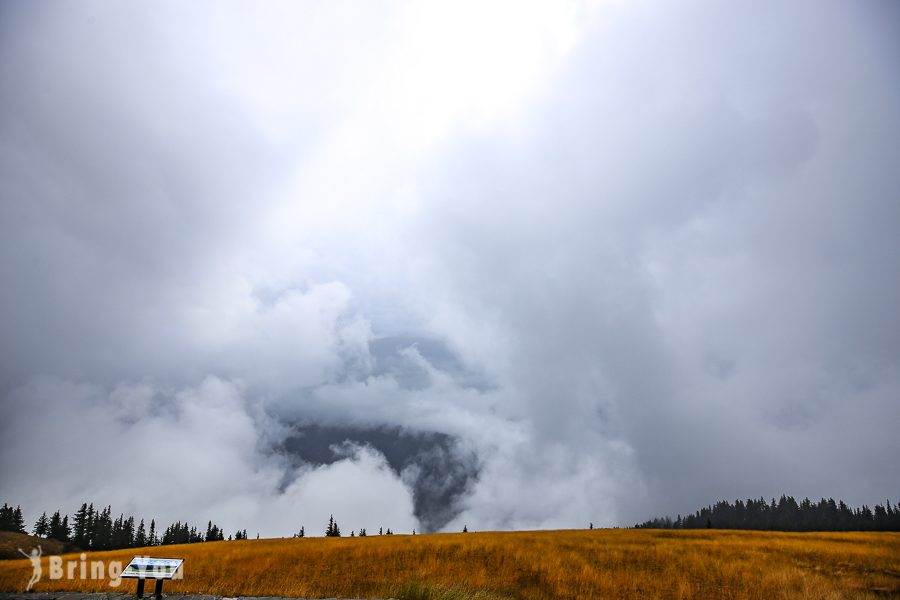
[282,423,478,533]
[1,0,898,535]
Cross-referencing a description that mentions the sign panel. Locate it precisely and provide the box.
[121,557,184,580]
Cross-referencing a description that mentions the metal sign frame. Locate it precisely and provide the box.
[121,557,185,599]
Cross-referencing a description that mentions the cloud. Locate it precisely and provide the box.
[1,0,898,534]
[0,376,418,537]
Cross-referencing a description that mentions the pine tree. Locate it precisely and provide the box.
[93,505,112,550]
[0,504,12,531]
[73,503,89,548]
[33,512,50,537]
[12,506,26,533]
[48,511,70,542]
[124,516,135,547]
[60,515,70,542]
[463,525,468,533]
[135,520,146,547]
[324,515,342,537]
[48,511,62,540]
[86,504,95,549]
[148,519,156,546]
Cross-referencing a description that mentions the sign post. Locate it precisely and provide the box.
[120,557,184,599]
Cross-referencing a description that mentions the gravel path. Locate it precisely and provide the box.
[0,594,392,600]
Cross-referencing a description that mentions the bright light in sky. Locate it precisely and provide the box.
[390,0,587,146]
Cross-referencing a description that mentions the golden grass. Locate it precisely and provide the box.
[1,529,898,599]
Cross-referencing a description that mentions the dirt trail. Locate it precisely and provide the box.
[0,594,391,600]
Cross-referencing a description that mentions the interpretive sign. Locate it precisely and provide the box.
[121,557,184,599]
[121,557,184,579]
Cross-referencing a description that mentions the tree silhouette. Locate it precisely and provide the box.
[325,515,341,537]
[135,519,146,547]
[32,512,49,537]
[635,495,900,532]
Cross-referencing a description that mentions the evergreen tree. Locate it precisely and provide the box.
[135,519,147,547]
[12,506,26,533]
[325,515,341,537]
[86,504,95,549]
[73,503,89,548]
[0,504,12,531]
[48,511,62,539]
[60,515,70,542]
[634,495,900,532]
[48,510,70,542]
[148,519,156,546]
[124,516,135,547]
[33,512,50,537]
[463,525,468,533]
[93,505,112,550]
[112,514,124,548]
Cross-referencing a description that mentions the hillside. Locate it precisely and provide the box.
[0,532,78,561]
[0,529,898,599]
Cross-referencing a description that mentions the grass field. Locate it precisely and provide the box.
[1,529,898,599]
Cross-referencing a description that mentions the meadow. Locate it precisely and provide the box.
[1,529,898,599]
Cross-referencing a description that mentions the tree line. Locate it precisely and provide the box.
[2,501,414,546]
[0,501,245,549]
[634,495,900,531]
[306,515,402,538]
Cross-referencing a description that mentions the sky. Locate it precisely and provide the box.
[1,0,898,537]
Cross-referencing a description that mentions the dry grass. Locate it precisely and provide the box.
[1,529,898,599]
